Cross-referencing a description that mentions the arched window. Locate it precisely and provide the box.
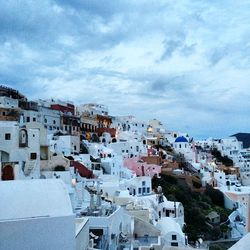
[19,129,28,147]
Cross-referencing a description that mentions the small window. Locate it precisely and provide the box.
[172,235,177,241]
[53,120,56,124]
[5,133,11,140]
[147,187,150,193]
[44,118,47,123]
[2,111,6,116]
[142,181,146,186]
[30,153,37,160]
[138,188,142,194]
[171,242,178,247]
[33,117,36,122]
[26,117,30,122]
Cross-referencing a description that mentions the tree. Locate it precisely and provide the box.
[211,148,233,166]
[205,185,224,207]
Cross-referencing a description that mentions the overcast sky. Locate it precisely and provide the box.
[1,0,250,139]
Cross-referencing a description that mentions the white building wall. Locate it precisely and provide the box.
[76,219,89,250]
[108,141,147,159]
[22,110,39,123]
[77,103,108,116]
[112,116,148,134]
[0,216,75,250]
[0,96,19,108]
[163,231,186,247]
[38,107,61,133]
[217,137,243,162]
[0,122,41,179]
[50,135,80,155]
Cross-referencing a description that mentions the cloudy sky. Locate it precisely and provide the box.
[1,0,250,139]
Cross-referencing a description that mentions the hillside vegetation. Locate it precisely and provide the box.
[152,174,231,243]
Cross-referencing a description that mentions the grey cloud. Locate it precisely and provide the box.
[160,39,183,60]
[209,47,228,65]
[150,75,187,93]
[1,0,250,138]
[180,43,196,56]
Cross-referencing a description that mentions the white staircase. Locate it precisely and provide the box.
[24,160,36,176]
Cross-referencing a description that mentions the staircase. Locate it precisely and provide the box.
[24,160,36,176]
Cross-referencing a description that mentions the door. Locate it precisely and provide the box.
[2,165,14,180]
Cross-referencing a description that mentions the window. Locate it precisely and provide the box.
[30,153,37,160]
[2,111,6,116]
[33,117,36,122]
[171,242,178,247]
[44,118,47,123]
[172,235,177,241]
[142,181,146,186]
[5,133,11,140]
[147,187,150,193]
[142,187,146,193]
[138,188,142,194]
[53,120,56,124]
[26,117,30,122]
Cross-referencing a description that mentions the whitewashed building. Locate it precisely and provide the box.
[0,121,42,180]
[0,179,76,250]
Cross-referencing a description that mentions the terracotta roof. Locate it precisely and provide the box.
[71,161,94,179]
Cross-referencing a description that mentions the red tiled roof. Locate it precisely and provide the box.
[71,161,94,179]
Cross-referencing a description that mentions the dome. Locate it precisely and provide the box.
[175,136,188,143]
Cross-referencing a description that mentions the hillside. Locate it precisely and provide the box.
[231,133,250,148]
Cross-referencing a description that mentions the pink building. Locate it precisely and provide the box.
[123,157,161,177]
